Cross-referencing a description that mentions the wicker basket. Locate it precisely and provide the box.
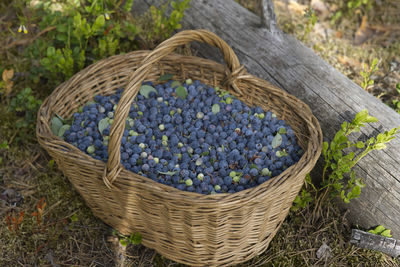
[37,29,322,266]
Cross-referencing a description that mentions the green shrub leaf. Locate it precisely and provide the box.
[276,150,288,157]
[381,229,392,238]
[365,115,379,123]
[139,85,158,99]
[158,73,174,81]
[373,225,386,235]
[58,124,70,138]
[356,141,365,148]
[119,239,128,247]
[250,164,258,169]
[92,15,105,33]
[271,133,282,148]
[56,33,67,41]
[56,24,68,33]
[322,141,329,156]
[374,143,386,150]
[278,127,287,134]
[98,118,110,134]
[176,86,187,99]
[47,46,56,56]
[212,104,220,114]
[51,116,63,135]
[70,213,79,222]
[130,233,142,244]
[171,80,181,88]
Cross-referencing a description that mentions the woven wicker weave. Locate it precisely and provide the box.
[37,29,322,266]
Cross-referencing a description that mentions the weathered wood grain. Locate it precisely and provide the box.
[350,229,400,258]
[132,0,400,238]
[261,0,278,33]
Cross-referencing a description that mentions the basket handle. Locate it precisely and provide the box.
[103,29,248,188]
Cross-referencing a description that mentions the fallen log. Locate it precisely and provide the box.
[132,0,400,238]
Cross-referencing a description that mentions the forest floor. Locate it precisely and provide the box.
[239,0,400,110]
[1,0,400,266]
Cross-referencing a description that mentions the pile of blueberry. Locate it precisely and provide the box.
[62,78,303,194]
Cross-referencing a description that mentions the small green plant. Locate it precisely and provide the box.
[360,58,379,91]
[392,83,400,113]
[292,109,400,212]
[28,1,133,83]
[112,230,142,247]
[331,0,374,25]
[368,225,392,238]
[322,109,399,203]
[292,189,313,211]
[346,0,374,13]
[300,8,317,42]
[21,0,190,86]
[9,87,42,129]
[146,0,190,44]
[70,213,79,222]
[1,0,190,142]
[214,86,235,104]
[292,174,315,211]
[0,141,9,150]
[0,140,10,165]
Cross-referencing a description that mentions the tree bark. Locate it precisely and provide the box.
[132,0,400,238]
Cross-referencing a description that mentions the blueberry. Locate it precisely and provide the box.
[63,79,302,195]
[141,164,150,172]
[103,128,110,136]
[121,152,129,161]
[249,168,258,176]
[78,143,87,151]
[224,176,232,186]
[136,135,146,143]
[236,185,245,192]
[148,159,156,167]
[180,169,190,177]
[137,124,146,133]
[275,161,283,169]
[177,184,186,191]
[254,158,263,165]
[257,176,268,184]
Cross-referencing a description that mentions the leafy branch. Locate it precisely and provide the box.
[368,225,392,238]
[112,230,142,247]
[292,109,400,212]
[322,109,399,203]
[360,58,379,91]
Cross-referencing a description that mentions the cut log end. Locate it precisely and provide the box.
[350,229,400,258]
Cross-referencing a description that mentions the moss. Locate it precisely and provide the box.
[0,140,111,265]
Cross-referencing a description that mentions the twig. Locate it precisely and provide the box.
[42,200,62,217]
[4,26,56,50]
